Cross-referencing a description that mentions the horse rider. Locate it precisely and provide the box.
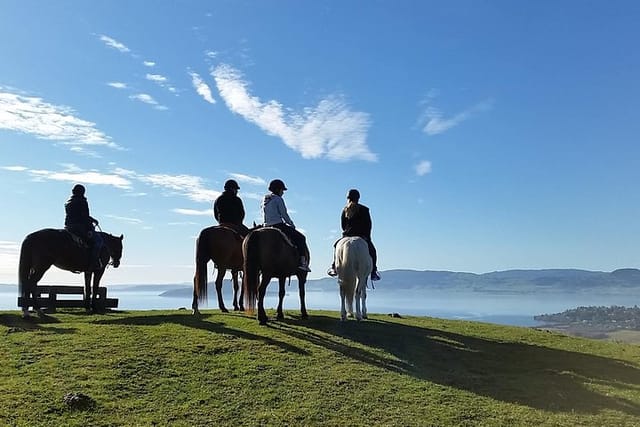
[327,188,381,281]
[213,179,250,237]
[64,184,103,271]
[261,179,311,272]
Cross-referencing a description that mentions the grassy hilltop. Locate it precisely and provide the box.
[2,309,640,426]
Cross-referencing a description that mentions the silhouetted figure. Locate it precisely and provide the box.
[64,184,103,271]
[213,179,250,237]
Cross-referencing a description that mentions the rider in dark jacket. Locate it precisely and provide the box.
[213,179,250,237]
[328,189,380,281]
[64,184,103,271]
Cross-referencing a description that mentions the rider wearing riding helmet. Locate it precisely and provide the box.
[327,188,381,281]
[64,184,103,271]
[213,179,250,237]
[261,179,311,272]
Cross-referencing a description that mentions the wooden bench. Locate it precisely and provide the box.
[17,285,118,312]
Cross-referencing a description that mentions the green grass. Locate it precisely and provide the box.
[2,309,640,426]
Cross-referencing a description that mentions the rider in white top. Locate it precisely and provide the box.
[261,192,295,227]
[260,179,310,272]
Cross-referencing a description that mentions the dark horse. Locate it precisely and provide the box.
[18,228,124,317]
[243,227,309,325]
[192,225,244,315]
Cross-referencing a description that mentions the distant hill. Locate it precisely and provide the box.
[4,268,639,296]
[371,268,640,293]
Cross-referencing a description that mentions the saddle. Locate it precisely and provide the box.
[261,226,296,248]
[65,230,90,248]
[217,224,244,241]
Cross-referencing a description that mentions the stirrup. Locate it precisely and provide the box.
[327,267,337,277]
[298,264,311,272]
[371,271,381,281]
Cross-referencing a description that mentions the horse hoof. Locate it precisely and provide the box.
[192,309,201,316]
[36,309,46,318]
[301,313,309,320]
[259,320,268,326]
[21,310,31,319]
[220,308,229,313]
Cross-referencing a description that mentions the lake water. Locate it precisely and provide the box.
[2,286,636,328]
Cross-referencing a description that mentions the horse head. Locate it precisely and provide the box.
[104,233,124,268]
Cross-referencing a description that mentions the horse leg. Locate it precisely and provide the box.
[257,276,269,325]
[84,272,92,313]
[361,280,368,320]
[355,284,362,321]
[231,271,240,311]
[238,271,244,311]
[191,280,200,316]
[92,270,104,313]
[298,276,308,319]
[216,268,228,313]
[25,268,47,318]
[276,278,286,320]
[339,287,347,321]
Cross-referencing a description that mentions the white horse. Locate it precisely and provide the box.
[335,236,372,321]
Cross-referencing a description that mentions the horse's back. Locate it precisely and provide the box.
[199,225,243,268]
[336,237,371,277]
[243,227,298,276]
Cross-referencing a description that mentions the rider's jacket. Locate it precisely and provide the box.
[213,191,246,225]
[261,193,295,227]
[341,203,372,240]
[64,195,96,236]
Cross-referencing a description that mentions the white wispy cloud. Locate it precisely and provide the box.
[146,74,167,83]
[143,61,156,67]
[105,214,143,224]
[415,160,432,176]
[107,82,128,89]
[422,98,493,136]
[189,71,215,104]
[205,50,218,59]
[172,208,212,216]
[138,174,219,203]
[0,88,122,151]
[212,64,376,162]
[146,74,177,94]
[2,165,27,171]
[228,173,265,186]
[99,35,130,53]
[3,165,133,189]
[129,93,168,111]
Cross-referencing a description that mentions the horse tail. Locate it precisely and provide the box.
[18,235,33,300]
[243,230,261,313]
[194,229,210,304]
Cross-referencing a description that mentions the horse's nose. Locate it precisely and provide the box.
[113,260,120,268]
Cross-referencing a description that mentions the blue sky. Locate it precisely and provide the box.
[1,1,639,285]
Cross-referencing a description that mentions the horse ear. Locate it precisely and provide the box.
[119,234,124,241]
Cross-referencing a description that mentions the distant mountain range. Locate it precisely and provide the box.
[3,268,639,296]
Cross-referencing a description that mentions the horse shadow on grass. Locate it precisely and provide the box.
[0,313,76,335]
[276,314,640,416]
[94,311,308,356]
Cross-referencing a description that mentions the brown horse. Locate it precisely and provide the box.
[18,229,124,317]
[243,227,309,325]
[192,225,244,315]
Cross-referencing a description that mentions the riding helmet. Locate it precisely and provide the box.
[347,188,360,202]
[72,184,86,196]
[268,179,287,192]
[224,179,240,191]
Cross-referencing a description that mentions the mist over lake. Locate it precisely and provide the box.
[3,268,640,327]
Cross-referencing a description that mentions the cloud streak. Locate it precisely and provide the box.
[415,160,432,176]
[0,88,122,151]
[212,64,376,162]
[422,98,493,136]
[137,174,219,203]
[99,35,130,53]
[129,93,168,110]
[189,71,215,104]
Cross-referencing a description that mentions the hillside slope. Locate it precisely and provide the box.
[1,309,640,426]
